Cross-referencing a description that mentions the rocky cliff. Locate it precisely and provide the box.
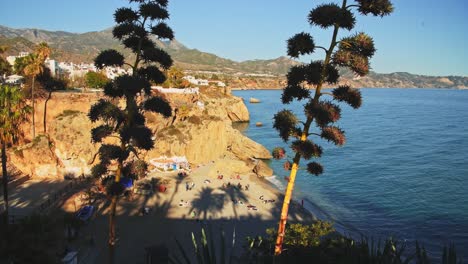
[9,87,273,179]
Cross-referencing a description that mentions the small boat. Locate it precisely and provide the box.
[249,97,261,103]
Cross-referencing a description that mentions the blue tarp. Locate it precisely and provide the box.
[120,177,133,189]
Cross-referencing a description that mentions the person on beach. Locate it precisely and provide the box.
[245,184,250,191]
[185,182,189,191]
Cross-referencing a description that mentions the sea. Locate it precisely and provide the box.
[233,88,468,261]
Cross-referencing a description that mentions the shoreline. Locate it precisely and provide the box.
[231,86,468,91]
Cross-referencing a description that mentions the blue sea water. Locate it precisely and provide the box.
[233,88,468,260]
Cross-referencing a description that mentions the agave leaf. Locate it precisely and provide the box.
[173,238,191,264]
[221,228,226,264]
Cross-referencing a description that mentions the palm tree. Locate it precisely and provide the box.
[272,0,394,255]
[89,1,175,262]
[36,69,67,133]
[0,84,31,224]
[0,46,12,81]
[23,42,50,138]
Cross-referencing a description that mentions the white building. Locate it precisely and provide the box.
[5,75,24,85]
[45,58,59,77]
[183,75,209,86]
[6,51,30,66]
[105,66,130,80]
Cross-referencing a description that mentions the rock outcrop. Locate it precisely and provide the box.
[9,87,272,178]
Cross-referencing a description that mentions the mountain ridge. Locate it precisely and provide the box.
[1,25,466,88]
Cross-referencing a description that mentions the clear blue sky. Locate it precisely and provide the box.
[1,0,467,76]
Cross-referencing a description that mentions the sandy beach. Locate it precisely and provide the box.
[64,158,314,263]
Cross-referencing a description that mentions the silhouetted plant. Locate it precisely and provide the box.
[171,227,237,264]
[36,68,67,134]
[88,0,174,263]
[0,214,61,263]
[442,243,462,264]
[272,0,394,255]
[245,223,463,264]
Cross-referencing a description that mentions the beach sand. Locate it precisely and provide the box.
[65,159,314,263]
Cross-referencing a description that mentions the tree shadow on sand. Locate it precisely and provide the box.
[189,187,226,220]
[221,185,248,218]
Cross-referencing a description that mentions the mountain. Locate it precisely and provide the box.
[1,25,467,88]
[0,25,297,75]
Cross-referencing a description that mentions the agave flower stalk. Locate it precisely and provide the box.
[88,0,174,263]
[273,0,393,255]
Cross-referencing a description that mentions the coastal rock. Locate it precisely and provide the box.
[252,160,274,177]
[9,135,61,178]
[150,119,230,164]
[249,97,261,103]
[48,112,99,177]
[9,88,271,179]
[201,94,250,122]
[207,158,252,178]
[229,129,272,160]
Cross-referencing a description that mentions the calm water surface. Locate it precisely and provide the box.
[233,88,468,260]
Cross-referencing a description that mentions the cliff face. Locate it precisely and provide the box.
[9,88,272,178]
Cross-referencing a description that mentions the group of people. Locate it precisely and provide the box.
[259,195,275,204]
[221,182,250,191]
[185,181,195,191]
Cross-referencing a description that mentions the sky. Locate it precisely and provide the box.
[0,0,467,76]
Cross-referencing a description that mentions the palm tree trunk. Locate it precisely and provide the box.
[43,91,52,134]
[1,142,9,225]
[31,76,36,139]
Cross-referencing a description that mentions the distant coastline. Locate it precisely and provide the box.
[231,86,468,91]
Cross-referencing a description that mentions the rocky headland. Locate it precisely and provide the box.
[8,87,273,180]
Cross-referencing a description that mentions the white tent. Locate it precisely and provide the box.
[149,156,189,171]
